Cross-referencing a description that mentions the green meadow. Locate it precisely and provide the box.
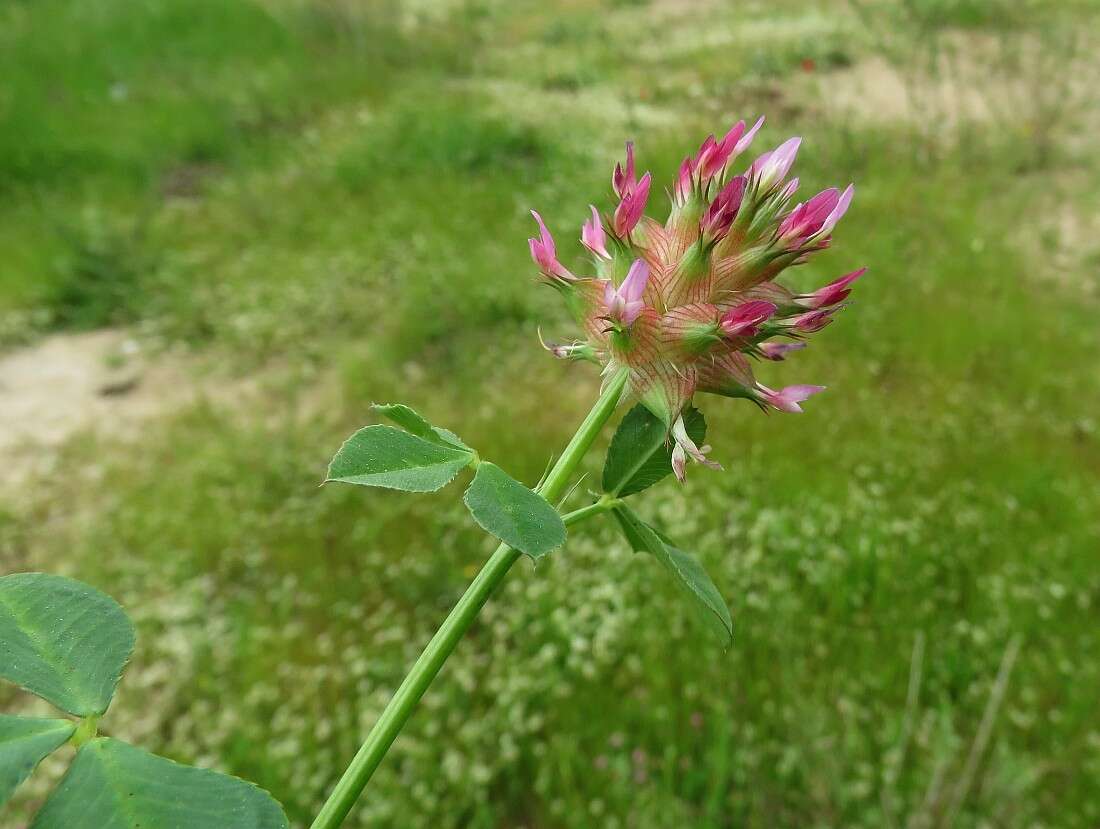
[2,0,1098,826]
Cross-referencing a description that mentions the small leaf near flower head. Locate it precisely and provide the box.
[602,404,707,497]
[463,463,566,559]
[611,505,733,647]
[326,426,474,492]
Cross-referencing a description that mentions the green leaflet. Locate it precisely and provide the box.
[612,505,733,647]
[31,738,287,829]
[464,462,566,559]
[0,573,135,716]
[602,405,706,497]
[326,425,474,492]
[0,715,75,806]
[371,403,471,451]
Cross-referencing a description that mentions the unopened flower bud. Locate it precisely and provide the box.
[612,141,636,199]
[797,267,866,309]
[750,137,801,192]
[789,305,844,333]
[718,300,776,338]
[699,176,746,243]
[613,172,652,237]
[759,341,806,361]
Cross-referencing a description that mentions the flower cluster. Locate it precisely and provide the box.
[530,118,864,480]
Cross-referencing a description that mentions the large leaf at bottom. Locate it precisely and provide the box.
[464,462,566,558]
[0,573,135,716]
[612,505,733,646]
[0,715,75,806]
[602,405,706,497]
[326,425,473,492]
[32,737,288,829]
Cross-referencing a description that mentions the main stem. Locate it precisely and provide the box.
[310,371,629,829]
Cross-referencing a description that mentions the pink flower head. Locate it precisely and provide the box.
[671,413,721,483]
[780,177,800,201]
[758,383,825,413]
[759,341,806,361]
[719,300,776,338]
[613,171,652,237]
[699,175,746,242]
[528,210,576,283]
[581,205,611,260]
[750,137,801,191]
[734,115,765,154]
[798,267,866,309]
[613,141,637,199]
[790,305,843,333]
[673,156,695,206]
[603,259,649,326]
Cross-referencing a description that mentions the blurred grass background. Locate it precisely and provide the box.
[1,0,1099,826]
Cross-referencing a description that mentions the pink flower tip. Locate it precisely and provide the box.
[581,205,611,260]
[603,259,650,326]
[734,115,765,154]
[613,171,652,237]
[752,136,801,191]
[760,383,826,413]
[528,210,576,283]
[801,267,866,309]
[759,341,807,361]
[612,141,637,199]
[719,300,776,338]
[791,305,845,332]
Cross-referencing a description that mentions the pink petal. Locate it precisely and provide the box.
[734,115,765,153]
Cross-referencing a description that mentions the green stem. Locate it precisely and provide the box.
[310,371,628,829]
